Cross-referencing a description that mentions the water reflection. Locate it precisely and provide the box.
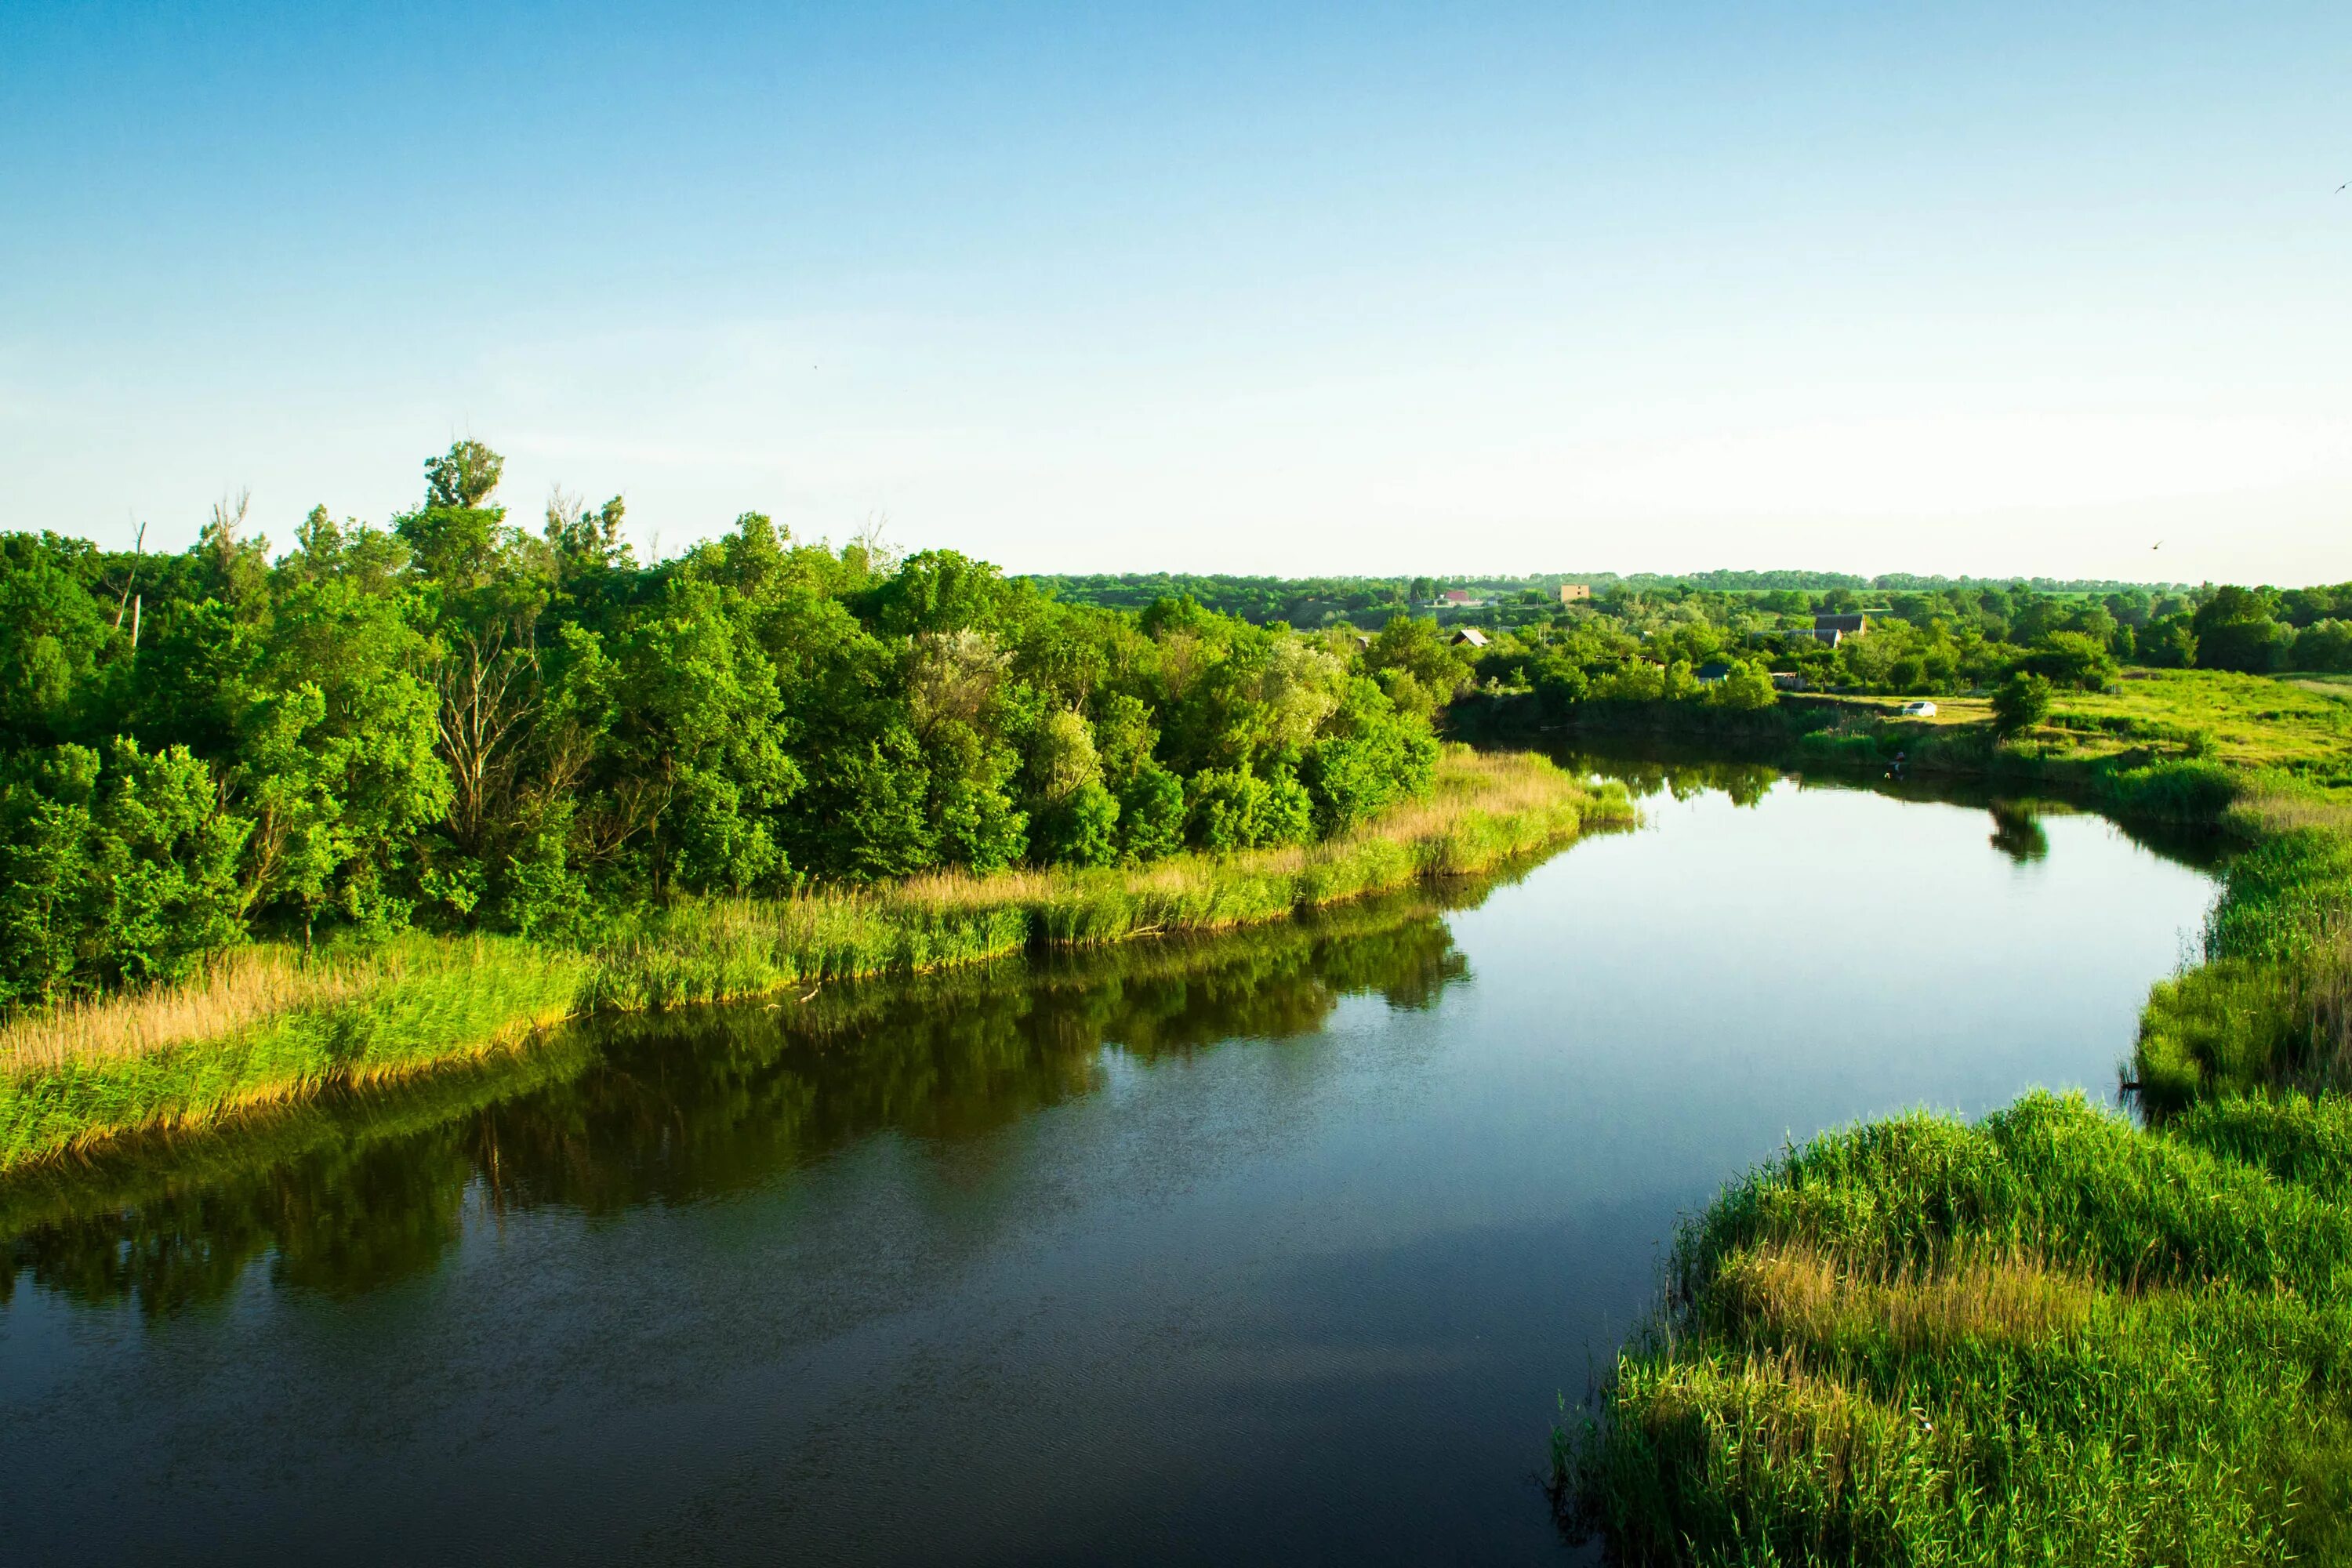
[1987,800,2053,864]
[1551,743,2227,873]
[3,891,1478,1316]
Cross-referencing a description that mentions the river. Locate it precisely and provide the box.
[0,757,2222,1564]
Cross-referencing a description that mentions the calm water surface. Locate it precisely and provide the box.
[1,761,2221,1565]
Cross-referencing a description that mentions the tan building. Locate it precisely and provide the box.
[1558,583,1592,604]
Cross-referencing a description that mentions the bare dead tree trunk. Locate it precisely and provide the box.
[434,626,540,855]
[114,521,146,631]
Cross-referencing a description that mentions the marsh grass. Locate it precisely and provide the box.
[0,748,1624,1170]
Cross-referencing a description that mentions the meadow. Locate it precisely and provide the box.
[1559,668,2352,1564]
[0,747,1626,1171]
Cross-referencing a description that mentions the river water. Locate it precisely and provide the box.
[0,759,2222,1565]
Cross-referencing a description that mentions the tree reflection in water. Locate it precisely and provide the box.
[2,886,1486,1316]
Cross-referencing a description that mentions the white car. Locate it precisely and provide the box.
[1900,700,1938,717]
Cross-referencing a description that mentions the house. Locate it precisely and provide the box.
[1450,627,1490,648]
[1557,583,1592,604]
[1694,662,1734,684]
[1814,613,1868,638]
[1769,672,1806,691]
[1900,700,1938,717]
[1442,589,1475,605]
[1795,627,1843,647]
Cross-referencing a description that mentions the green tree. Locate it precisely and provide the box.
[0,533,114,746]
[2020,632,2116,691]
[2292,620,2352,673]
[1301,677,1439,833]
[1116,764,1186,862]
[1707,660,1778,711]
[0,740,248,1003]
[2192,586,2292,673]
[1991,671,2053,735]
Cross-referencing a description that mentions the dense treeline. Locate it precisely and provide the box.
[1031,570,2194,627]
[1443,577,2352,730]
[0,443,1441,1007]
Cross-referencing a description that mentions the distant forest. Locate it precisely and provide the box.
[1028,571,2199,629]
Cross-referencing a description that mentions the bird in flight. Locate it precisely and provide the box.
[2153,540,2164,550]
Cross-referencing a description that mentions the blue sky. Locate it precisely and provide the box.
[5,1,2349,581]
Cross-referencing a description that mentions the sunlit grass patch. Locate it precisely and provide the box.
[1711,1241,2095,1356]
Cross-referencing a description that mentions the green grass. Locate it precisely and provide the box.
[0,747,1629,1171]
[0,937,590,1171]
[1559,1092,2352,1566]
[1561,670,2352,1563]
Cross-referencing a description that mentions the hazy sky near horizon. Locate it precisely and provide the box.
[5,2,2349,583]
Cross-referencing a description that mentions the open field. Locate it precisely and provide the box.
[0,748,1628,1171]
[1559,668,2352,1564]
[1794,670,2352,782]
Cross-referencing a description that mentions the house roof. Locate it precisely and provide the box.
[1450,627,1490,647]
[1814,613,1868,633]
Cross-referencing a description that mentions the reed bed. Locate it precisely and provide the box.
[0,748,1626,1171]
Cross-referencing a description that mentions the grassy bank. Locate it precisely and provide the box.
[1553,669,2352,1564]
[0,747,1626,1171]
[1462,667,2352,817]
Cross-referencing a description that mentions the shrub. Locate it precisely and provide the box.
[0,739,250,1005]
[1116,765,1186,863]
[1991,671,2053,735]
[1035,780,1121,868]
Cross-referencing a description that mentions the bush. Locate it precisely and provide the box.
[1991,671,2053,735]
[0,739,249,1005]
[2294,619,2352,673]
[1116,764,1185,863]
[1035,780,1121,868]
[1302,679,1441,833]
[1184,766,1313,852]
[2021,631,2117,691]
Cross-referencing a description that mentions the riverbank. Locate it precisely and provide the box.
[1460,667,2352,822]
[1549,671,2352,1563]
[0,747,1628,1172]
